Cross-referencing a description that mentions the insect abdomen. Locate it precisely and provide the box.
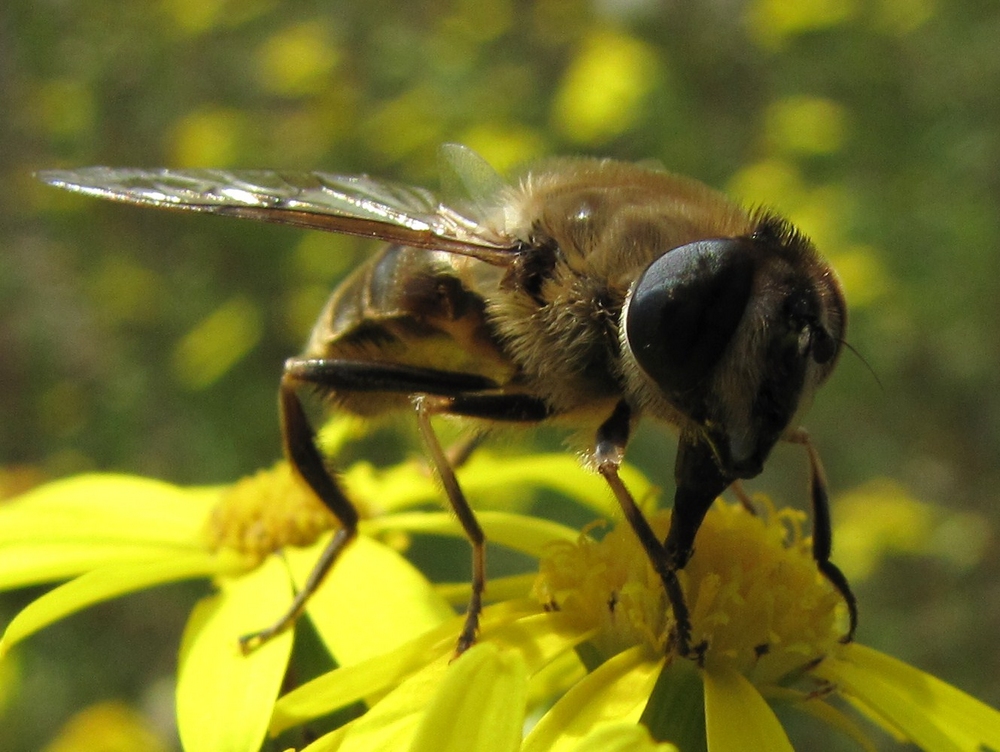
[303,245,513,414]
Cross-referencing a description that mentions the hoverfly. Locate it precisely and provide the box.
[38,145,855,656]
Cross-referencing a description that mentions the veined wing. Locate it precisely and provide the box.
[37,167,519,264]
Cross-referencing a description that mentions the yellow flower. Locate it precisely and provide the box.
[0,419,646,751]
[4,427,999,751]
[271,497,1000,752]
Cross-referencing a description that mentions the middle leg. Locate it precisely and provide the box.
[414,392,552,654]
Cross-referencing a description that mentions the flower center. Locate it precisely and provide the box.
[205,463,337,564]
[533,498,847,683]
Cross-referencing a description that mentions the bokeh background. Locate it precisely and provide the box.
[2,0,999,749]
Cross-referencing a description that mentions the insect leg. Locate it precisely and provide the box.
[240,358,500,654]
[284,357,499,395]
[788,428,858,642]
[591,402,692,655]
[413,397,485,656]
[445,431,487,470]
[442,392,552,422]
[415,392,551,655]
[239,370,360,653]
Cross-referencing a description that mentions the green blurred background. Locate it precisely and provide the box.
[2,0,999,749]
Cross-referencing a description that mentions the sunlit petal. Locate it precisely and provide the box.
[0,551,231,655]
[455,452,651,517]
[563,721,678,752]
[785,692,878,752]
[0,542,203,590]
[341,461,437,515]
[300,725,348,752]
[816,644,1000,752]
[286,534,454,664]
[435,572,537,607]
[343,452,650,519]
[177,555,295,752]
[523,646,659,752]
[409,642,526,752]
[0,474,215,546]
[336,656,451,752]
[364,510,579,558]
[271,599,538,734]
[487,610,597,672]
[640,657,705,749]
[271,621,454,735]
[703,665,793,752]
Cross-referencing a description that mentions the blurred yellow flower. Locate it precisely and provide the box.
[552,30,659,146]
[257,22,340,97]
[171,295,263,390]
[169,106,249,167]
[764,96,848,156]
[748,0,858,49]
[42,700,169,752]
[834,480,991,580]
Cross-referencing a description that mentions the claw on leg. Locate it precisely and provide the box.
[788,428,858,642]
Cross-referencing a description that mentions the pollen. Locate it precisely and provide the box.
[205,462,337,565]
[533,498,846,683]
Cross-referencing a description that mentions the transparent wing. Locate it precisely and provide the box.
[37,167,519,263]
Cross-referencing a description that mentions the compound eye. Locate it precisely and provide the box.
[810,326,838,364]
[625,239,755,401]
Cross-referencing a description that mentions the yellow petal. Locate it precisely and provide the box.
[343,452,653,518]
[0,551,226,655]
[523,646,660,752]
[640,657,705,748]
[271,599,538,734]
[703,665,794,752]
[286,534,453,665]
[487,610,597,674]
[435,572,538,607]
[0,542,203,591]
[816,644,999,751]
[526,649,588,720]
[787,694,878,752]
[341,461,438,514]
[300,725,348,752]
[0,474,214,546]
[177,555,295,752]
[408,642,527,752]
[271,623,452,735]
[565,721,678,752]
[337,656,451,752]
[456,452,652,517]
[364,510,579,558]
[327,642,530,752]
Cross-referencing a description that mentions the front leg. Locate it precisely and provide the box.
[420,391,551,655]
[787,428,858,643]
[413,395,486,656]
[594,402,697,656]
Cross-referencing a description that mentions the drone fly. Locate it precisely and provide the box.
[38,145,854,656]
